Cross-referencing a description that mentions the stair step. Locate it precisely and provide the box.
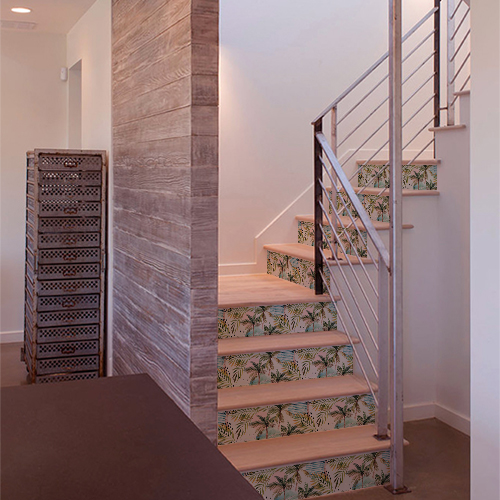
[218,331,359,357]
[296,214,414,230]
[264,243,373,265]
[220,424,388,472]
[356,158,440,165]
[219,375,373,411]
[219,274,338,308]
[343,186,440,197]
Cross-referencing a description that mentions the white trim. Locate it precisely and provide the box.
[403,402,470,436]
[404,402,436,422]
[435,403,470,436]
[0,331,23,344]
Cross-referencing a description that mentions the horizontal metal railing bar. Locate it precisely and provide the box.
[312,6,439,123]
[403,138,435,168]
[319,240,380,375]
[402,29,435,64]
[355,162,390,197]
[320,160,380,273]
[403,73,436,106]
[450,52,470,85]
[451,75,471,106]
[450,8,470,41]
[348,138,390,184]
[402,94,435,128]
[450,0,465,20]
[320,196,380,317]
[319,204,379,322]
[338,68,434,153]
[318,266,380,407]
[403,50,436,86]
[403,116,435,150]
[316,132,391,270]
[337,30,434,130]
[337,97,389,149]
[337,75,389,126]
[450,29,470,62]
[321,179,380,286]
[341,118,389,168]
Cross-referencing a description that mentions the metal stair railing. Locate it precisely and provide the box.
[311,0,470,493]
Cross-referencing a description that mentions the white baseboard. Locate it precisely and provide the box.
[0,331,23,344]
[434,403,470,436]
[404,402,436,422]
[404,401,470,436]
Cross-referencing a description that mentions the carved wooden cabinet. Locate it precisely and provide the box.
[24,149,107,383]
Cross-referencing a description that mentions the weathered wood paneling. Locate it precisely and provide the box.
[112,0,218,441]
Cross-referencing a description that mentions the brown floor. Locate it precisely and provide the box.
[1,342,470,499]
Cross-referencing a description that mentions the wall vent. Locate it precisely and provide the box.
[1,20,37,30]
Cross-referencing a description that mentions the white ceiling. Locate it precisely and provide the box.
[1,0,97,34]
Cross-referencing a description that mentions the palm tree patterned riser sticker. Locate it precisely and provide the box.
[267,251,331,290]
[218,302,337,339]
[242,451,390,499]
[217,394,375,445]
[358,163,438,191]
[328,164,437,223]
[218,345,354,389]
[297,221,368,257]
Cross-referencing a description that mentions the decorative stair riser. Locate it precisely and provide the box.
[298,220,368,257]
[267,251,330,290]
[218,302,337,339]
[358,163,438,191]
[218,394,375,445]
[242,450,391,499]
[217,345,354,389]
[330,163,438,223]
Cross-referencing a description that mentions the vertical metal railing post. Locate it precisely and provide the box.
[447,0,456,125]
[388,0,407,494]
[331,107,339,257]
[376,255,389,439]
[314,120,325,295]
[434,0,442,129]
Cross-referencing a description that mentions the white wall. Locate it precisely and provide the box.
[66,0,112,373]
[0,30,67,339]
[219,0,435,273]
[433,94,471,434]
[470,1,500,498]
[0,0,112,348]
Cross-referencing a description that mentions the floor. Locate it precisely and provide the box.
[1,342,470,500]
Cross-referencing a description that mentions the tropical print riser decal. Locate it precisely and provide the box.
[298,221,368,257]
[217,345,353,389]
[218,302,337,339]
[357,164,438,191]
[218,393,375,445]
[267,251,331,290]
[242,450,390,499]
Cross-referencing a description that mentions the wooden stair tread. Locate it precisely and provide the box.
[219,274,339,308]
[264,243,373,265]
[344,187,440,197]
[218,331,359,357]
[219,425,389,472]
[356,158,440,165]
[218,375,373,411]
[295,214,414,230]
[429,124,466,132]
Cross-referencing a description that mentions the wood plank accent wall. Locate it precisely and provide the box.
[112,0,219,441]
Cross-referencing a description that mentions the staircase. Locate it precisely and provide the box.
[217,1,469,497]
